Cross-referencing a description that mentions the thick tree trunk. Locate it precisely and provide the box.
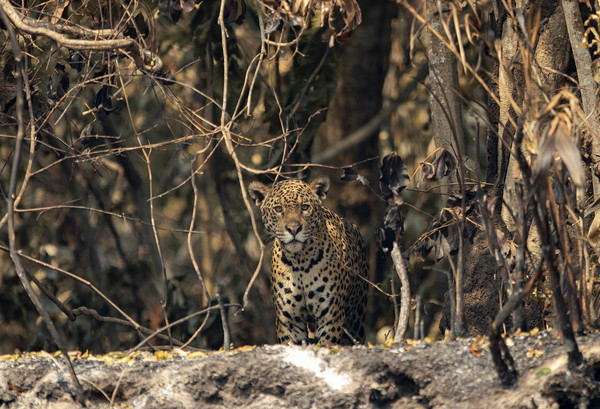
[495,0,570,334]
[426,0,465,192]
[425,0,466,337]
[500,0,571,235]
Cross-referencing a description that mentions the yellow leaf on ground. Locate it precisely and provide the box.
[154,351,171,360]
[526,348,545,358]
[469,342,481,357]
[186,351,209,359]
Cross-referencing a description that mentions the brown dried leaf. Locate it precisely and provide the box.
[416,162,434,188]
[532,118,583,206]
[588,210,600,244]
[469,342,481,357]
[431,149,457,180]
[383,204,403,231]
[224,0,247,24]
[539,92,565,117]
[324,0,362,37]
[377,227,395,253]
[533,125,555,182]
[379,152,409,204]
[269,0,362,38]
[41,0,70,24]
[554,123,584,188]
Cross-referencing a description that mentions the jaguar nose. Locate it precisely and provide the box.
[286,222,302,236]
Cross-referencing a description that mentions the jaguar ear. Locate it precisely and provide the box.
[310,176,330,201]
[248,181,270,207]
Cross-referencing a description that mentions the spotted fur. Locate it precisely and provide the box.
[249,176,368,345]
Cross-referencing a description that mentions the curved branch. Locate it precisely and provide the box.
[218,0,266,309]
[0,0,162,71]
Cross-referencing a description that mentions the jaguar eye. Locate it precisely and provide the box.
[301,204,310,211]
[274,205,283,213]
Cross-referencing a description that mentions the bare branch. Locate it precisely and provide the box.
[0,0,162,71]
[0,6,84,403]
[218,0,266,309]
[392,241,411,342]
[314,64,428,164]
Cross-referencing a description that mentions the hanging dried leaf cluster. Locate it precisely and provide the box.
[262,0,362,41]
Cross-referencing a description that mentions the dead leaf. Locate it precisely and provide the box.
[224,0,247,25]
[377,227,395,253]
[155,350,171,360]
[533,120,584,190]
[469,342,481,357]
[431,149,457,180]
[554,123,584,188]
[526,348,545,358]
[416,162,434,188]
[266,0,362,38]
[186,351,209,359]
[264,13,284,34]
[383,204,403,231]
[588,210,600,243]
[379,152,409,204]
[341,167,369,186]
[533,123,556,182]
[7,385,21,396]
[41,0,70,24]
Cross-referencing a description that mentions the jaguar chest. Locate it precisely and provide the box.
[273,241,338,315]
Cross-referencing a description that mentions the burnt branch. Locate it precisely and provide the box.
[0,0,162,72]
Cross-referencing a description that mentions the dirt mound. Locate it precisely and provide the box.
[1,331,600,408]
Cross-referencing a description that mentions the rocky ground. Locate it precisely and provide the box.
[1,330,600,408]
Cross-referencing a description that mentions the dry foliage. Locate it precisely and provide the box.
[1,0,600,394]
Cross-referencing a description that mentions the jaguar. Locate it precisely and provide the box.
[249,176,368,345]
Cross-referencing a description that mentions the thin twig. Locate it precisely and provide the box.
[247,11,267,116]
[217,0,266,310]
[129,303,241,352]
[0,6,85,404]
[116,72,173,346]
[110,368,129,407]
[400,0,516,131]
[181,155,213,349]
[27,267,75,320]
[0,244,142,328]
[0,0,161,71]
[70,307,183,346]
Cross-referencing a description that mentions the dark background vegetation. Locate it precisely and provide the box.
[0,0,599,361]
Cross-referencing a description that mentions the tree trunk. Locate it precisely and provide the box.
[426,0,467,337]
[314,0,395,339]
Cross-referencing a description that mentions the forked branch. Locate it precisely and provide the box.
[0,0,162,72]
